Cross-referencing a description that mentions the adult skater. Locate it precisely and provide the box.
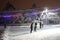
[34,23,37,31]
[4,24,6,29]
[39,19,43,29]
[40,21,43,29]
[30,19,38,33]
[30,23,33,33]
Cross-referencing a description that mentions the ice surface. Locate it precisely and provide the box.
[3,24,60,40]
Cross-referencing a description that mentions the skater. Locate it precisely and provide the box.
[40,21,42,29]
[4,24,6,29]
[40,21,43,29]
[34,23,37,31]
[40,19,43,29]
[41,21,43,28]
[30,23,33,33]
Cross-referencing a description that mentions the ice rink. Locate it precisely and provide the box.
[2,23,60,40]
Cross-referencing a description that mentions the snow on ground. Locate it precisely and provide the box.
[2,24,60,40]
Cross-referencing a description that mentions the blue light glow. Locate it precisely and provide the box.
[3,15,12,17]
[29,12,39,16]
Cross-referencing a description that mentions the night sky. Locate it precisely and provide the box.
[0,0,60,10]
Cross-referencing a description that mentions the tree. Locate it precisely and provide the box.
[3,2,15,11]
[31,3,37,9]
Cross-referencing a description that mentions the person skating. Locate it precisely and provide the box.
[34,23,37,31]
[40,22,42,29]
[4,23,6,29]
[40,21,43,29]
[30,23,33,33]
